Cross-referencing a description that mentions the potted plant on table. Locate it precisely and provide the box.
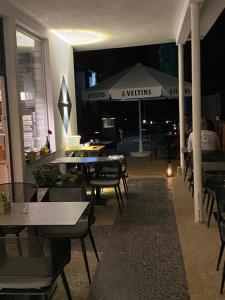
[0,192,10,213]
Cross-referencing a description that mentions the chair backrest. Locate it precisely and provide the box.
[0,183,37,203]
[216,185,225,216]
[100,149,127,157]
[46,186,93,225]
[202,150,225,162]
[95,160,122,180]
[99,149,127,173]
[205,172,225,191]
[215,184,225,242]
[0,236,70,289]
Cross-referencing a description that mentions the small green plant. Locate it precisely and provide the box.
[32,164,61,187]
[0,192,7,202]
[61,171,86,186]
[25,151,37,161]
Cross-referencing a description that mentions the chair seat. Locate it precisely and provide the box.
[1,226,25,235]
[38,218,89,237]
[0,257,52,289]
[90,179,119,187]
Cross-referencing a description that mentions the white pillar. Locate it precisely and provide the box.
[138,99,143,152]
[178,43,185,173]
[191,1,202,222]
[3,17,25,181]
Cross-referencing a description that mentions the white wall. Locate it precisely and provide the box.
[0,0,78,180]
[47,32,78,150]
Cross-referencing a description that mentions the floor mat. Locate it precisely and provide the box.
[87,178,189,300]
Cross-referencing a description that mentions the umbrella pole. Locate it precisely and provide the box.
[138,99,143,152]
[131,99,150,157]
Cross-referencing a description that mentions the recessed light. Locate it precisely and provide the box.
[50,29,109,46]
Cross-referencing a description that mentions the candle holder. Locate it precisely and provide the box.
[166,163,173,177]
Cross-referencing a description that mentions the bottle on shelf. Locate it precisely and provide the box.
[45,136,51,152]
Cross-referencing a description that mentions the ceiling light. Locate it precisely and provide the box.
[50,30,108,46]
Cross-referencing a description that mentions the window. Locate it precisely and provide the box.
[16,31,49,151]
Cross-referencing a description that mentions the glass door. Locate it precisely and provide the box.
[0,76,10,183]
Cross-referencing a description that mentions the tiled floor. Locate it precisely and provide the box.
[89,178,189,300]
[172,176,224,300]
[53,157,224,299]
[128,157,224,300]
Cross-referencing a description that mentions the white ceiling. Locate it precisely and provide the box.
[6,0,225,51]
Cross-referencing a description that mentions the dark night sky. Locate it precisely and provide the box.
[74,9,225,134]
[75,8,224,94]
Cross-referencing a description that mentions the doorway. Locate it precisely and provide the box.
[0,77,10,183]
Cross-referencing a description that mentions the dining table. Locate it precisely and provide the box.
[202,162,225,174]
[0,202,88,226]
[0,201,88,300]
[51,155,124,179]
[64,144,105,156]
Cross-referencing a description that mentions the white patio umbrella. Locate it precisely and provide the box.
[83,63,191,156]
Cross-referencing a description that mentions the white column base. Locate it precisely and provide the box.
[130,151,151,157]
[177,166,183,176]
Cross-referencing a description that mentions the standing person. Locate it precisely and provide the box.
[187,118,220,152]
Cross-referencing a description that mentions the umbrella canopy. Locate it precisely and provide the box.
[82,63,191,155]
[83,63,191,101]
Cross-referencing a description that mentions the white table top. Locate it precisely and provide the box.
[51,155,124,164]
[0,202,88,226]
[202,162,225,173]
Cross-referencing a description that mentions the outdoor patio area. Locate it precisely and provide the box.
[0,1,224,299]
[48,156,223,300]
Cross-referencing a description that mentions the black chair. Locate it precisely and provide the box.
[184,151,192,182]
[0,236,72,300]
[203,173,225,228]
[37,186,99,284]
[89,160,124,213]
[66,150,89,174]
[99,149,128,197]
[202,151,225,162]
[214,186,225,294]
[201,151,225,204]
[214,185,225,273]
[187,151,225,196]
[0,182,37,256]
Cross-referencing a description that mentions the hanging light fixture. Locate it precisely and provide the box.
[166,163,173,177]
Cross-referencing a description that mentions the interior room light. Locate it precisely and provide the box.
[50,30,109,46]
[20,92,26,101]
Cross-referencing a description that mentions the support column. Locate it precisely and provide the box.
[178,43,185,173]
[191,1,202,222]
[3,17,25,181]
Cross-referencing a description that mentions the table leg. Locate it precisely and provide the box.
[94,187,108,205]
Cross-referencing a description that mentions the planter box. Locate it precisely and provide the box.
[0,202,11,213]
